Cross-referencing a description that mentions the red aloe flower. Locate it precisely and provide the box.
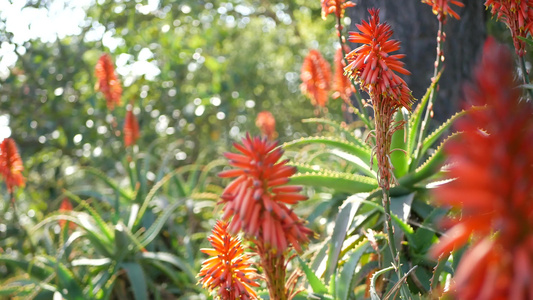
[0,138,25,193]
[219,134,313,253]
[430,38,533,298]
[123,103,140,147]
[255,111,277,140]
[59,198,76,230]
[345,8,414,111]
[332,45,354,103]
[95,53,122,110]
[321,0,356,20]
[301,50,332,107]
[421,0,464,22]
[345,8,414,190]
[485,0,533,56]
[198,220,259,300]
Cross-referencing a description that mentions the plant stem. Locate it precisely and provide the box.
[381,188,411,298]
[519,55,533,100]
[336,14,373,129]
[413,21,444,166]
[257,243,288,300]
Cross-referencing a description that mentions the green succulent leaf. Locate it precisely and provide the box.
[421,109,467,156]
[400,133,457,187]
[289,171,378,194]
[370,266,396,300]
[391,109,409,178]
[282,136,372,163]
[298,257,328,294]
[336,239,371,300]
[408,71,442,156]
[121,262,148,300]
[325,196,362,279]
[302,118,368,148]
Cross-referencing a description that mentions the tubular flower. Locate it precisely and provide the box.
[430,38,533,299]
[301,50,332,107]
[485,0,533,56]
[332,45,354,103]
[0,138,25,193]
[345,8,414,111]
[219,134,313,253]
[95,53,122,110]
[198,220,259,299]
[255,111,277,140]
[321,0,356,20]
[59,198,76,230]
[123,104,140,147]
[421,0,464,22]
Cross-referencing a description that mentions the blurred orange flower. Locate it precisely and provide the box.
[124,104,140,147]
[95,53,122,110]
[219,134,313,253]
[430,38,533,298]
[332,45,354,103]
[345,8,413,111]
[59,198,76,230]
[485,0,533,56]
[421,0,464,22]
[198,220,259,300]
[0,138,25,193]
[255,111,277,140]
[321,0,356,20]
[301,50,332,107]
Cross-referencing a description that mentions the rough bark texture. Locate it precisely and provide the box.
[348,0,486,123]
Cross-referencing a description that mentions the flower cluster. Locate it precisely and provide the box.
[198,220,259,299]
[301,50,332,108]
[123,103,140,147]
[344,8,413,111]
[255,111,277,140]
[485,0,533,56]
[430,38,533,298]
[321,0,356,20]
[421,0,464,22]
[345,8,414,190]
[0,138,25,193]
[219,135,312,253]
[95,53,122,110]
[332,45,354,103]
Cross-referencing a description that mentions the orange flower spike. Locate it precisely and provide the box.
[59,198,76,230]
[332,45,354,103]
[321,0,356,20]
[255,111,277,140]
[219,134,313,253]
[198,220,259,299]
[345,8,414,111]
[124,103,140,147]
[430,38,533,299]
[95,53,122,110]
[0,138,25,193]
[421,0,464,22]
[301,50,332,107]
[485,0,533,56]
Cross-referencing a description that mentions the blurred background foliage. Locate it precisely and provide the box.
[0,0,347,213]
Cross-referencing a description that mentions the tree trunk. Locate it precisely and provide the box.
[347,0,486,123]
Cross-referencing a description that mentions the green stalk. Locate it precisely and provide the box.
[519,55,533,100]
[413,21,444,166]
[336,14,373,129]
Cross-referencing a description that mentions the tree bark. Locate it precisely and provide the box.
[348,0,486,123]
